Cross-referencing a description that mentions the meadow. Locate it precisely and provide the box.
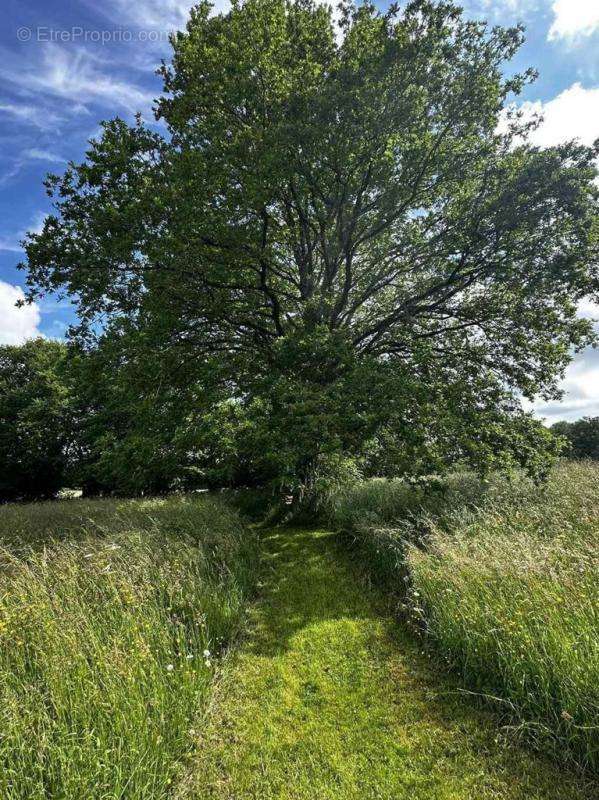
[0,464,597,798]
[326,460,599,772]
[0,495,258,799]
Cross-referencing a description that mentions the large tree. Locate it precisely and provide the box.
[22,0,599,490]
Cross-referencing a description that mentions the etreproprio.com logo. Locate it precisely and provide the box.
[16,26,173,45]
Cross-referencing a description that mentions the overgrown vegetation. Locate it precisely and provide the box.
[326,461,599,772]
[0,495,258,799]
[1,0,598,791]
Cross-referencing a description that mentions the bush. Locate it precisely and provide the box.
[327,461,599,772]
[0,495,258,799]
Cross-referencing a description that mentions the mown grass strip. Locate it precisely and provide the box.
[179,527,595,800]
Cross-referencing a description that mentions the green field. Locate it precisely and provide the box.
[0,462,597,798]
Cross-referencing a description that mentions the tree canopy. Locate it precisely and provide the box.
[551,417,599,461]
[21,0,599,491]
[0,339,71,501]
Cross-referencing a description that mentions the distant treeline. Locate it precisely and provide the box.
[1,337,217,502]
[551,418,599,461]
[0,337,563,503]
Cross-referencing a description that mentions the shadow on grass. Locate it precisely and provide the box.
[239,525,597,798]
[246,527,375,657]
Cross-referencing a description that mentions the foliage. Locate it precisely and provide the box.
[21,0,599,491]
[326,461,599,771]
[0,494,258,799]
[64,323,224,496]
[360,394,564,483]
[0,338,72,501]
[551,417,599,460]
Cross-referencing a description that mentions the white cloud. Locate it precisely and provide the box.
[0,102,63,131]
[480,0,536,10]
[101,0,336,39]
[527,300,599,424]
[3,45,155,115]
[0,212,47,252]
[0,235,23,252]
[578,298,599,321]
[549,0,599,41]
[0,234,24,252]
[102,0,195,31]
[0,281,42,345]
[0,148,67,186]
[459,0,539,23]
[530,361,599,423]
[24,149,67,164]
[505,83,599,149]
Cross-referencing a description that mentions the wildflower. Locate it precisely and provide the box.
[186,653,194,660]
[166,663,174,672]
[203,649,211,659]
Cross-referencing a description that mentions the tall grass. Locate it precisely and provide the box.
[327,462,599,772]
[0,495,258,799]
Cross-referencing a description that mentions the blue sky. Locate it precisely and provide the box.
[1,0,598,422]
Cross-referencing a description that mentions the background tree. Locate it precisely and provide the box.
[66,318,232,496]
[0,339,72,501]
[21,0,599,492]
[551,417,599,460]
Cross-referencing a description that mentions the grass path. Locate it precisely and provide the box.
[178,528,595,800]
